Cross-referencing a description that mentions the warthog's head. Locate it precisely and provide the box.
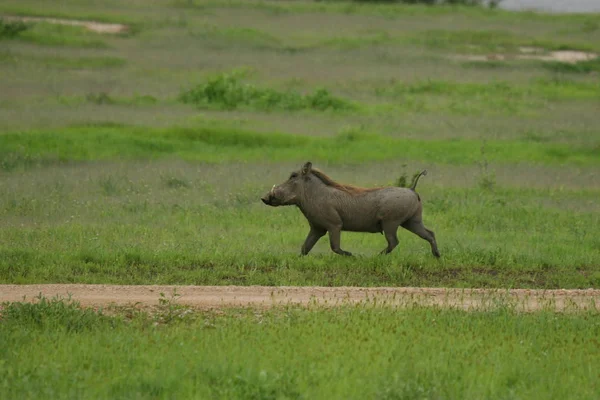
[261,162,313,207]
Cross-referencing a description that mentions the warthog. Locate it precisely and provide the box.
[261,162,440,257]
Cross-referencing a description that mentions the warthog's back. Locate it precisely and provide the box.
[336,187,420,233]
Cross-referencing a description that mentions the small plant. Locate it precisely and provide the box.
[477,141,496,191]
[395,164,410,188]
[0,19,29,39]
[86,92,114,105]
[395,164,423,188]
[305,88,350,111]
[99,176,121,196]
[162,175,190,189]
[154,289,195,325]
[488,0,503,9]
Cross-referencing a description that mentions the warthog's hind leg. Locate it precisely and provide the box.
[401,219,441,258]
[380,221,400,255]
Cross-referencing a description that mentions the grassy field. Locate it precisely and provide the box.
[1,296,599,399]
[0,0,599,289]
[1,1,600,398]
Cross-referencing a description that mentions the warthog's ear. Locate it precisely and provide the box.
[301,161,312,175]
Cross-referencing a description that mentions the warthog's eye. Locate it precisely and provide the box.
[289,172,298,180]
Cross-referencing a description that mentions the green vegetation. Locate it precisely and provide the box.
[1,125,598,170]
[0,0,598,289]
[0,18,28,38]
[179,72,354,111]
[1,297,599,399]
[410,29,600,53]
[542,58,600,74]
[0,52,126,69]
[1,1,599,397]
[1,156,599,287]
[10,21,108,48]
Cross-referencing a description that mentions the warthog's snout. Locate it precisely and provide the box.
[261,194,272,205]
[261,185,277,206]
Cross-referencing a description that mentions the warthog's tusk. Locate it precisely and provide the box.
[270,185,275,195]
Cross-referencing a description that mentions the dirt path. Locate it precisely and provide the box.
[1,285,599,312]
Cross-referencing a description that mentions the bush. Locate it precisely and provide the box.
[179,72,354,112]
[0,19,29,39]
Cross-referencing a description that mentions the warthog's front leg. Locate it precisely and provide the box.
[328,226,352,256]
[301,227,326,255]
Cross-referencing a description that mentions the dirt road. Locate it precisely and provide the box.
[1,285,599,312]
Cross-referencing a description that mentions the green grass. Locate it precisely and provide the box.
[370,78,600,115]
[542,58,600,74]
[0,2,143,27]
[1,125,598,170]
[0,50,125,69]
[1,297,599,399]
[0,0,598,290]
[1,158,599,288]
[0,1,599,397]
[190,24,283,50]
[11,21,109,48]
[410,29,600,53]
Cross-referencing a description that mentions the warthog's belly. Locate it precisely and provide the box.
[341,220,382,233]
[342,226,383,234]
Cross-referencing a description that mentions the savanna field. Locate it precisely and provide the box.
[1,0,599,398]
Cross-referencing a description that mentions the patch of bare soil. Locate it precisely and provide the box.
[454,46,597,64]
[3,16,128,34]
[1,285,599,312]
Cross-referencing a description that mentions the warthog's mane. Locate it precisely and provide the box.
[311,168,382,196]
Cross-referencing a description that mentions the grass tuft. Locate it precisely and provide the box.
[0,295,112,333]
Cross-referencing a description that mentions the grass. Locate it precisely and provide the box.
[0,0,597,290]
[0,125,598,170]
[1,297,599,399]
[0,158,599,288]
[542,58,600,74]
[409,29,600,53]
[0,52,126,69]
[0,1,599,397]
[6,21,109,48]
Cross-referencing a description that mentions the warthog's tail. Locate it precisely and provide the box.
[410,170,428,191]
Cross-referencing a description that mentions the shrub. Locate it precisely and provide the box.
[0,19,29,39]
[179,72,354,112]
